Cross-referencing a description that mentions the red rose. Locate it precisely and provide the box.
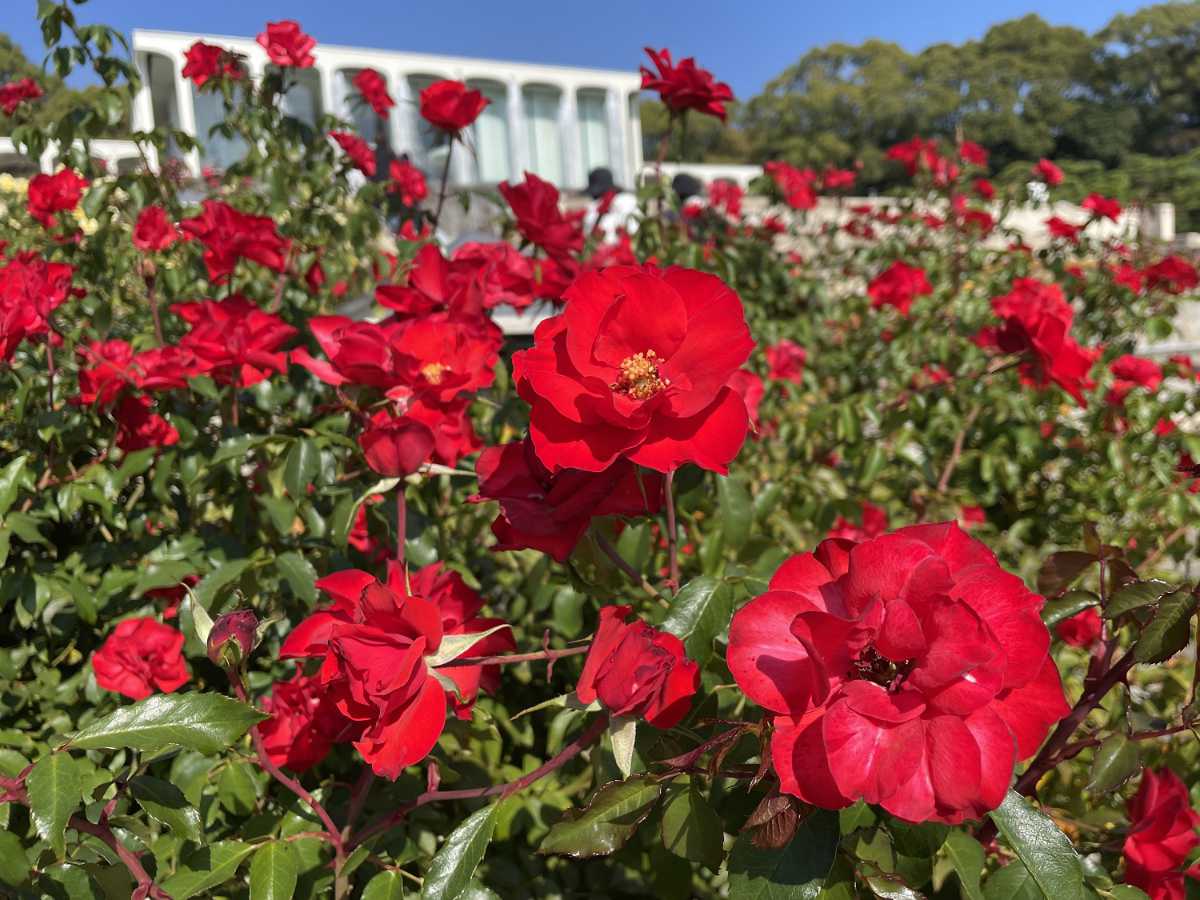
[640,48,733,122]
[1111,354,1164,392]
[821,167,856,192]
[256,20,316,69]
[388,159,428,206]
[1124,768,1200,900]
[886,138,942,177]
[375,243,485,320]
[259,669,347,772]
[974,278,1099,406]
[93,617,189,700]
[418,80,488,133]
[828,500,888,543]
[182,42,243,86]
[868,261,932,316]
[959,505,986,529]
[576,605,699,726]
[1055,607,1101,648]
[727,522,1069,823]
[353,68,394,117]
[114,394,179,452]
[765,339,806,384]
[453,241,538,310]
[330,131,377,177]
[1046,216,1083,243]
[402,395,482,467]
[973,178,995,200]
[1113,263,1144,294]
[172,295,296,388]
[1143,256,1199,295]
[0,251,73,353]
[764,161,817,211]
[499,172,585,259]
[27,168,88,228]
[1033,158,1064,186]
[708,180,743,218]
[76,340,139,407]
[471,439,663,562]
[512,265,754,474]
[0,77,43,116]
[279,563,510,778]
[132,205,179,252]
[179,200,290,282]
[360,415,436,477]
[958,140,988,167]
[1083,193,1122,222]
[727,368,764,432]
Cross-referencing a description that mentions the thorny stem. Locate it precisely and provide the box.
[145,273,164,345]
[350,715,608,849]
[437,644,589,669]
[433,138,455,227]
[936,405,981,494]
[665,469,680,589]
[395,488,407,565]
[596,533,667,604]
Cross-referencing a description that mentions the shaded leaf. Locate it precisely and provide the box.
[131,775,202,842]
[363,871,408,899]
[727,809,839,899]
[27,753,80,859]
[421,803,499,900]
[249,841,299,900]
[1041,591,1098,626]
[1036,551,1096,597]
[1134,590,1197,664]
[284,438,320,499]
[719,476,753,551]
[1106,581,1173,619]
[160,841,256,899]
[661,784,725,870]
[1088,734,1139,794]
[988,791,1084,900]
[941,830,986,900]
[275,552,318,608]
[540,776,662,858]
[661,577,734,666]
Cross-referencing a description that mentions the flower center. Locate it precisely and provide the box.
[850,647,912,691]
[420,362,448,385]
[611,350,669,401]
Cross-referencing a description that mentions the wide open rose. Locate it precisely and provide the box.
[512,265,753,474]
[727,522,1068,824]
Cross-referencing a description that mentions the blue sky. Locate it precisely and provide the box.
[3,0,1150,97]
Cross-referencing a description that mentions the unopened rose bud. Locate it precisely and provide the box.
[207,608,258,668]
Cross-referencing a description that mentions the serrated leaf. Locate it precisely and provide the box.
[132,560,196,598]
[284,438,320,499]
[130,775,202,842]
[0,829,30,886]
[363,871,408,899]
[421,803,499,900]
[69,693,266,754]
[424,624,512,667]
[988,791,1084,900]
[984,860,1042,900]
[1134,590,1197,663]
[160,840,256,899]
[249,841,298,900]
[661,577,734,665]
[1106,581,1173,619]
[1087,734,1139,793]
[540,775,662,858]
[275,552,318,607]
[192,559,253,613]
[610,717,637,779]
[941,830,986,900]
[27,753,80,859]
[661,784,725,870]
[718,475,753,551]
[182,585,215,648]
[727,809,839,899]
[335,478,401,546]
[1042,591,1098,626]
[0,455,27,519]
[1036,551,1096,597]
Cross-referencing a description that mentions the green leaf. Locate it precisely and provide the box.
[727,809,840,900]
[70,693,266,754]
[1134,590,1197,664]
[1106,581,1173,619]
[988,791,1084,900]
[27,753,80,859]
[609,716,637,779]
[1036,551,1096,597]
[421,803,499,900]
[661,784,725,870]
[941,831,986,900]
[718,475,754,551]
[130,775,202,842]
[1087,734,1140,793]
[284,438,320,499]
[275,552,318,607]
[192,559,253,613]
[1104,887,1150,900]
[661,577,734,666]
[1042,591,1098,626]
[132,560,196,598]
[424,624,512,667]
[160,840,256,899]
[0,829,30,887]
[249,841,299,900]
[363,871,408,899]
[218,761,259,815]
[984,861,1042,900]
[335,478,401,546]
[0,455,27,519]
[540,775,663,858]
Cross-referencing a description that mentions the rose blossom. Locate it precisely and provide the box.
[639,48,733,121]
[27,168,88,228]
[132,205,179,252]
[93,617,189,700]
[512,264,754,474]
[1124,768,1200,900]
[765,339,806,384]
[330,131,377,177]
[419,80,488,133]
[256,20,316,69]
[868,261,932,316]
[727,522,1069,823]
[259,669,347,772]
[353,68,394,117]
[499,173,584,259]
[1033,158,1064,186]
[0,77,43,115]
[576,605,699,727]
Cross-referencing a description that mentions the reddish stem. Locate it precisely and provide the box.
[664,469,680,590]
[437,645,588,669]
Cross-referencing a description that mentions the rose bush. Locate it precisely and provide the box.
[0,4,1199,898]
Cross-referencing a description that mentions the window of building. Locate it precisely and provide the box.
[407,74,454,181]
[338,68,389,145]
[145,52,185,162]
[577,89,610,175]
[270,67,323,128]
[467,80,510,183]
[522,85,563,186]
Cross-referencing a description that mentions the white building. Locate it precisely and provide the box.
[130,29,645,190]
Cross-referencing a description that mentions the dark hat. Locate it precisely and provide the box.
[672,172,702,201]
[586,167,616,199]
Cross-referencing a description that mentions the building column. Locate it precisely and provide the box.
[130,54,160,171]
[627,92,644,186]
[560,85,582,189]
[317,61,339,121]
[507,78,528,179]
[172,58,200,175]
[393,72,418,159]
[604,87,625,186]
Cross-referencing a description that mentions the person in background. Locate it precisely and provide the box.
[584,166,639,244]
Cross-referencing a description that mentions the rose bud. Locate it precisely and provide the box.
[207,608,259,668]
[360,417,435,477]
